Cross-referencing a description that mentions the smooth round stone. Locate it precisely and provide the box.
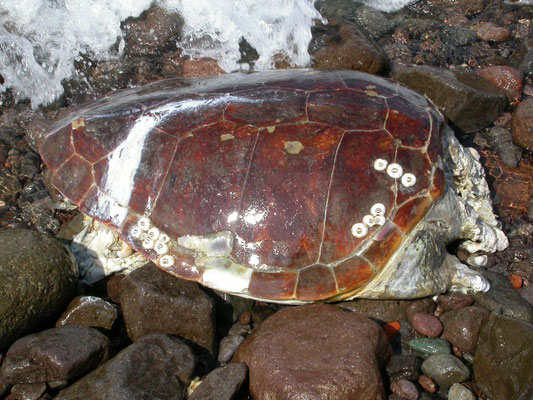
[421,354,471,387]
[390,379,418,400]
[411,313,443,337]
[448,383,476,400]
[408,338,451,356]
[418,375,437,393]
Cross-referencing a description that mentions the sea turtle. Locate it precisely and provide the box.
[38,69,507,303]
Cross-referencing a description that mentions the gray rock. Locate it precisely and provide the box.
[55,334,195,400]
[448,383,476,400]
[421,354,470,388]
[119,263,216,351]
[188,363,247,400]
[0,229,78,351]
[9,382,47,400]
[218,335,245,364]
[474,313,533,400]
[482,126,522,168]
[473,271,533,323]
[442,26,477,47]
[1,325,109,384]
[349,4,395,40]
[391,64,507,133]
[56,295,118,330]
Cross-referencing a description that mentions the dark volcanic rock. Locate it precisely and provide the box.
[473,271,533,323]
[474,313,533,400]
[234,304,391,400]
[311,21,388,75]
[119,263,216,351]
[188,363,247,400]
[392,64,507,132]
[0,229,78,351]
[439,306,490,355]
[1,325,110,384]
[56,296,118,330]
[54,334,195,400]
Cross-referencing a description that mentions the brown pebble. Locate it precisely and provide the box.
[390,379,418,400]
[418,375,437,393]
[411,313,443,338]
[239,311,252,325]
[453,345,463,357]
[436,294,474,312]
[474,21,510,42]
[494,112,513,127]
[434,305,444,317]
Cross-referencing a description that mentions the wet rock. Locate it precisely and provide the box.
[390,379,418,400]
[421,354,471,388]
[473,271,533,323]
[439,306,489,355]
[474,313,533,400]
[518,284,533,307]
[411,313,443,338]
[418,375,437,393]
[441,26,477,47]
[122,6,184,57]
[8,382,47,400]
[1,325,109,384]
[473,22,511,42]
[339,299,409,323]
[0,229,77,351]
[119,263,216,351]
[512,97,533,151]
[349,4,395,40]
[448,383,476,400]
[56,296,118,330]
[405,299,437,324]
[218,335,244,364]
[312,21,388,75]
[106,274,126,303]
[427,0,489,16]
[435,294,474,313]
[480,149,533,220]
[54,334,195,400]
[21,197,60,235]
[482,126,522,168]
[234,304,391,400]
[0,168,22,202]
[392,64,507,132]
[477,66,523,102]
[519,37,533,76]
[188,363,247,400]
[408,338,451,356]
[180,58,225,78]
[386,355,422,381]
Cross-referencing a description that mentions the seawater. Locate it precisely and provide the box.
[1,0,531,107]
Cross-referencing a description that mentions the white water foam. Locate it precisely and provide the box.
[356,0,418,11]
[0,0,323,107]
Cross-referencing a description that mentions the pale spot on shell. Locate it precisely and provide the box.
[366,85,376,89]
[130,226,142,238]
[374,215,386,226]
[362,215,375,227]
[371,203,386,216]
[71,118,85,130]
[160,254,175,267]
[351,223,368,238]
[284,141,304,155]
[158,233,170,244]
[267,126,276,133]
[387,163,403,179]
[401,173,416,187]
[374,158,388,171]
[154,241,169,255]
[220,134,234,141]
[142,238,155,249]
[147,227,160,241]
[365,90,379,97]
[138,217,151,231]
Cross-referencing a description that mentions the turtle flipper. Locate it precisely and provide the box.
[443,253,490,293]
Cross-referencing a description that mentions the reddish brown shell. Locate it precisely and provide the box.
[40,70,446,302]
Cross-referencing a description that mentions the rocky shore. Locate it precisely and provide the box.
[0,0,532,399]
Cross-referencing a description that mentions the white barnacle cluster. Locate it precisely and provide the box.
[373,158,416,188]
[351,203,386,238]
[130,216,175,267]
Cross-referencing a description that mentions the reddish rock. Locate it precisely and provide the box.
[518,284,533,307]
[480,149,533,220]
[512,98,533,151]
[234,304,391,400]
[390,379,418,400]
[436,293,474,313]
[493,112,513,127]
[411,313,443,338]
[56,295,118,330]
[473,22,510,42]
[418,375,437,393]
[476,66,523,102]
[406,298,437,325]
[312,21,389,75]
[440,306,490,355]
[181,58,225,78]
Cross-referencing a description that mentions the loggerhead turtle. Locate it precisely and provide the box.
[38,69,507,303]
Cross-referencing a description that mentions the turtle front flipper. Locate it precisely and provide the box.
[442,253,490,293]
